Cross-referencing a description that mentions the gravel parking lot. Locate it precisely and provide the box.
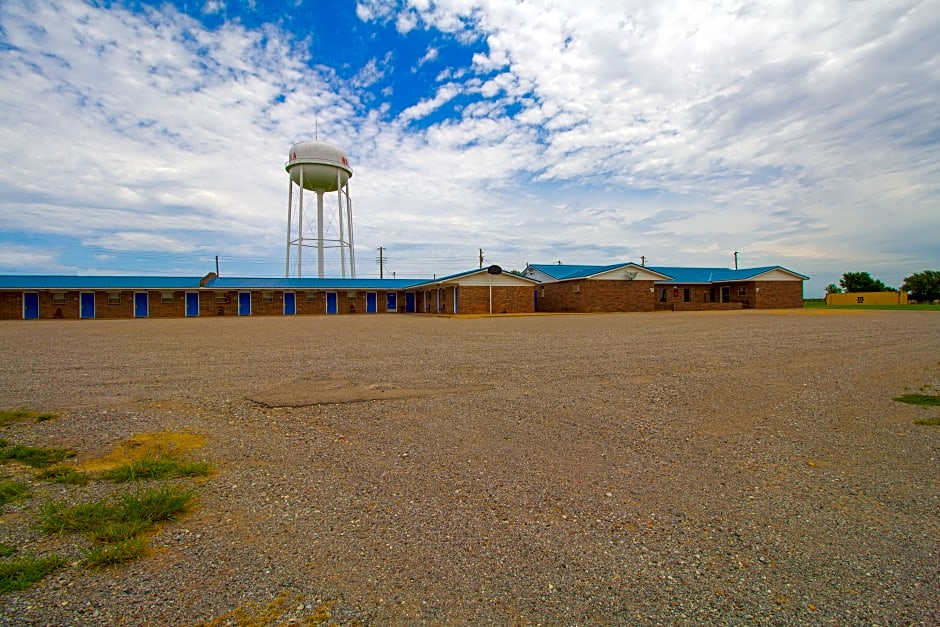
[1,310,938,625]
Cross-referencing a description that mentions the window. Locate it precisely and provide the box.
[262,291,274,302]
[305,292,317,302]
[347,291,357,301]
[108,292,121,305]
[683,288,690,303]
[161,292,174,304]
[52,292,66,305]
[738,287,747,296]
[215,292,227,303]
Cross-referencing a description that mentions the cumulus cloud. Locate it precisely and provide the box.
[0,0,937,292]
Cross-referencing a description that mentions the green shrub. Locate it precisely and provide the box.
[0,409,58,427]
[893,393,940,407]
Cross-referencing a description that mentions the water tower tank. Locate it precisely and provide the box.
[285,141,352,191]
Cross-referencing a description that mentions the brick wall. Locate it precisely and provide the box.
[456,285,535,314]
[0,293,23,319]
[752,281,804,308]
[538,280,656,312]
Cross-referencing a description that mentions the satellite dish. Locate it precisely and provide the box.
[487,265,502,275]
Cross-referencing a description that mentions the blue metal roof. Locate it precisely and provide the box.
[0,275,204,290]
[649,266,809,283]
[528,263,630,280]
[204,276,427,290]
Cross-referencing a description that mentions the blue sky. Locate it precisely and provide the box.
[1,0,938,296]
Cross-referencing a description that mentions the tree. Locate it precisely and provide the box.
[839,272,890,292]
[902,270,940,302]
[825,284,842,294]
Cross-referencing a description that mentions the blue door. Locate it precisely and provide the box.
[366,292,377,313]
[238,292,251,316]
[386,292,397,312]
[134,292,148,318]
[405,292,415,313]
[283,292,296,315]
[185,292,199,317]
[326,292,338,314]
[23,292,39,319]
[80,292,95,319]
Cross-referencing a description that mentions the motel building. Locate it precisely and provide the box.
[0,262,807,320]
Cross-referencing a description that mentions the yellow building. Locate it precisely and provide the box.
[825,291,908,305]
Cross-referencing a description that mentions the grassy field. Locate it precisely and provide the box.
[803,300,940,311]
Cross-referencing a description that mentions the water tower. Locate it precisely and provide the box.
[284,141,355,278]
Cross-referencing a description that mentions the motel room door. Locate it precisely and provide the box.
[366,292,377,313]
[80,292,95,319]
[405,292,416,313]
[283,292,296,315]
[326,292,338,314]
[238,292,251,316]
[23,293,39,319]
[134,292,149,318]
[386,292,397,312]
[185,292,199,317]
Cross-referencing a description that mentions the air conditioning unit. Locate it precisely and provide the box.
[572,285,580,293]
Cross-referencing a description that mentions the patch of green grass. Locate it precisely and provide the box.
[82,536,147,570]
[37,465,91,485]
[914,416,940,426]
[119,485,196,522]
[40,485,194,569]
[102,457,212,483]
[40,485,194,537]
[0,444,76,469]
[0,544,16,558]
[40,500,120,535]
[893,393,940,407]
[0,554,66,593]
[0,480,30,506]
[0,409,58,427]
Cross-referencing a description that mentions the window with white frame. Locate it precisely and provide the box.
[262,291,274,302]
[161,292,174,304]
[215,292,227,303]
[306,292,317,302]
[52,292,66,305]
[108,292,121,305]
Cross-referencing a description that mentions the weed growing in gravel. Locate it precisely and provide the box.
[37,465,91,485]
[195,590,341,627]
[0,544,15,558]
[0,554,66,593]
[0,408,58,427]
[102,456,212,483]
[82,536,147,570]
[914,416,940,426]
[0,480,30,506]
[0,443,76,468]
[893,393,940,407]
[40,485,194,537]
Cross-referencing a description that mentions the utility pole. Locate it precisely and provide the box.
[734,251,739,270]
[376,246,387,279]
[479,248,484,269]
[641,255,646,267]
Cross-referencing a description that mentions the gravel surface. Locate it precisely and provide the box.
[0,310,938,626]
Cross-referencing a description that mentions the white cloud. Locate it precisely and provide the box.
[0,0,937,295]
